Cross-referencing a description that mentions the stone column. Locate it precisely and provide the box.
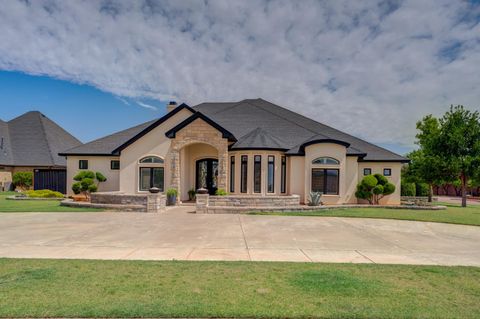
[196,194,209,214]
[217,144,228,191]
[170,147,181,202]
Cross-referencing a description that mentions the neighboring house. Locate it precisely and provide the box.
[60,99,408,204]
[0,111,82,193]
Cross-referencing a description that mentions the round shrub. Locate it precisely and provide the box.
[95,172,107,182]
[383,183,396,196]
[401,181,416,196]
[361,175,378,188]
[374,173,389,186]
[215,188,228,196]
[372,184,384,195]
[73,170,95,181]
[81,178,94,190]
[72,182,82,194]
[88,184,98,193]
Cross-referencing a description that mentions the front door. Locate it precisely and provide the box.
[196,158,218,195]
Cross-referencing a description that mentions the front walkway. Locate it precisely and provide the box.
[0,208,479,266]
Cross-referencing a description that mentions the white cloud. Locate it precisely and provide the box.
[136,101,157,111]
[0,0,479,148]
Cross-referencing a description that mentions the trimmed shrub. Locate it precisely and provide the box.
[356,174,396,205]
[72,182,82,195]
[25,189,64,198]
[12,171,33,190]
[73,171,95,181]
[215,188,228,196]
[401,181,416,196]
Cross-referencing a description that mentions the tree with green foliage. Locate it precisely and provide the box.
[72,171,107,199]
[438,106,480,207]
[12,171,33,191]
[355,174,396,205]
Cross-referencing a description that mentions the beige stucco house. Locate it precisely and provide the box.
[60,99,408,204]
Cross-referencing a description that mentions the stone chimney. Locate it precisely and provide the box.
[167,101,177,113]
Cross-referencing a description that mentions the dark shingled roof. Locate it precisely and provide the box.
[60,98,407,162]
[0,111,82,167]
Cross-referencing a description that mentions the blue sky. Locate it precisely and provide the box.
[0,71,169,143]
[0,0,479,155]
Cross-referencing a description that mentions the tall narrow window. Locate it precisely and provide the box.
[241,155,248,193]
[281,156,286,193]
[254,155,262,193]
[267,155,275,193]
[230,156,235,193]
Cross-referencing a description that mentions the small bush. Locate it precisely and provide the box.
[362,175,378,188]
[215,188,228,196]
[401,181,416,196]
[73,171,95,181]
[95,172,107,182]
[72,182,82,195]
[374,173,388,186]
[12,172,33,190]
[166,188,178,197]
[416,183,430,197]
[25,189,64,198]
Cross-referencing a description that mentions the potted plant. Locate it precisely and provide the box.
[188,188,196,201]
[166,188,178,206]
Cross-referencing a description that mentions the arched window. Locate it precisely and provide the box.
[139,156,164,164]
[312,157,339,165]
[138,156,164,192]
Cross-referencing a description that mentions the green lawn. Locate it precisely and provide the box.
[252,202,480,226]
[0,259,478,318]
[0,192,103,212]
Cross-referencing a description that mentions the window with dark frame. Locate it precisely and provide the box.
[254,155,262,193]
[230,156,235,193]
[111,160,120,170]
[241,155,248,193]
[383,168,392,176]
[311,168,339,195]
[363,168,371,176]
[267,155,274,193]
[281,156,286,193]
[139,167,164,192]
[79,160,88,169]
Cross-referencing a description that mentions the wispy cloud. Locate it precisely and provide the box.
[136,101,157,111]
[115,96,130,106]
[0,0,479,147]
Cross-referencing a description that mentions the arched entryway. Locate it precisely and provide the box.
[196,158,218,195]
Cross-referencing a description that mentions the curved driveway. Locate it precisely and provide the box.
[0,208,479,266]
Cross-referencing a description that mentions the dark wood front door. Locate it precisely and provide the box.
[196,158,218,195]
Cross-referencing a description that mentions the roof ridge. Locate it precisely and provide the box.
[37,112,56,166]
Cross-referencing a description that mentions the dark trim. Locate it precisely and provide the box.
[347,153,367,158]
[267,155,275,193]
[358,159,410,163]
[58,153,118,157]
[112,103,195,154]
[165,112,237,142]
[229,146,288,151]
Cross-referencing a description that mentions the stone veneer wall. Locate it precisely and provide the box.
[91,192,166,213]
[196,194,301,214]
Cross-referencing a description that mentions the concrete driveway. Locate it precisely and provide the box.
[0,208,479,266]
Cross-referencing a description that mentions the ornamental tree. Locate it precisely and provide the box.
[355,174,396,205]
[72,171,107,199]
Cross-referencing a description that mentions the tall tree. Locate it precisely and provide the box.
[405,149,444,202]
[437,106,480,207]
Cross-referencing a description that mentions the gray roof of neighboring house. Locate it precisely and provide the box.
[61,98,408,162]
[0,111,82,167]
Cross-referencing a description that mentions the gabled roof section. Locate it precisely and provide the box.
[60,103,195,156]
[285,134,351,155]
[112,103,195,154]
[165,112,237,142]
[1,111,82,166]
[231,127,287,150]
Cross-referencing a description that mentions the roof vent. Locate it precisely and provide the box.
[167,101,177,113]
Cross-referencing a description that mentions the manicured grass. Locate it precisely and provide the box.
[0,192,103,212]
[0,259,478,318]
[251,202,480,226]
